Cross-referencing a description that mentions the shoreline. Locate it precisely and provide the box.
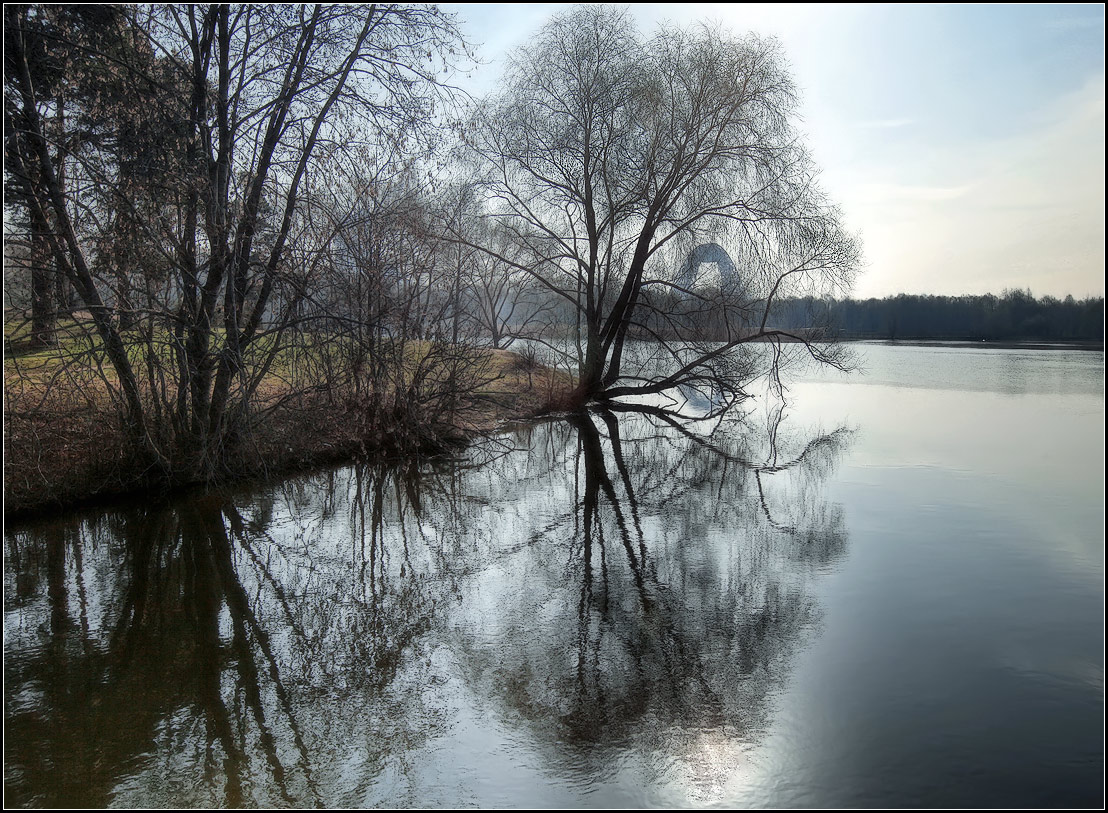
[4,422,509,528]
[844,338,1103,351]
[4,338,1102,522]
[4,349,575,524]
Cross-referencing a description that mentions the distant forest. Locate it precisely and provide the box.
[771,290,1104,343]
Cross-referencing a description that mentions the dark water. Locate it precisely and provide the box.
[4,345,1103,807]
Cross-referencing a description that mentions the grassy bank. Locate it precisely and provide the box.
[4,317,575,519]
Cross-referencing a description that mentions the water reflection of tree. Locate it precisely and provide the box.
[4,410,850,806]
[3,461,453,808]
[451,408,850,798]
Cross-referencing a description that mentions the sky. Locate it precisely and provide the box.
[442,3,1105,300]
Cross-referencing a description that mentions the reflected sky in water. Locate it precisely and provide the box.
[4,345,1104,807]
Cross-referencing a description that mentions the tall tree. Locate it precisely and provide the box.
[4,5,136,346]
[6,4,469,476]
[467,6,860,410]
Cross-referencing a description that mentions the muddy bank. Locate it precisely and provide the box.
[4,349,574,521]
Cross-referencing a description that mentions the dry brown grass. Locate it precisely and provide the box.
[459,348,577,428]
[4,326,576,517]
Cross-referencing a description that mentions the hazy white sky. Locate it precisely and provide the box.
[443,3,1105,299]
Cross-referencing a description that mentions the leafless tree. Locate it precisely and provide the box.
[448,203,554,351]
[5,4,470,478]
[286,152,504,448]
[465,6,860,411]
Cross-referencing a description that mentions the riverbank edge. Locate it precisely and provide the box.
[4,352,575,524]
[845,338,1104,351]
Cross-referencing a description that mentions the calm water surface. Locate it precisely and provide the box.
[4,344,1103,807]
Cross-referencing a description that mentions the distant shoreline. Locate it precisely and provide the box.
[844,338,1103,352]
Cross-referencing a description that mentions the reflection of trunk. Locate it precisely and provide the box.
[569,410,647,598]
[205,505,295,804]
[117,500,305,804]
[6,407,857,805]
[183,506,246,807]
[451,409,852,759]
[45,524,67,637]
[597,410,645,560]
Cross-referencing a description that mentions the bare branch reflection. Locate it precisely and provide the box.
[4,410,850,806]
[451,408,850,797]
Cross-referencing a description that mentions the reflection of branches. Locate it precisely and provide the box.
[607,398,853,474]
[5,405,854,806]
[570,411,649,604]
[453,406,852,777]
[598,410,647,562]
[4,469,449,806]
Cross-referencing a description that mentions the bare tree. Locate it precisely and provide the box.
[5,4,470,477]
[292,153,503,447]
[449,205,554,351]
[465,6,860,411]
[4,5,138,347]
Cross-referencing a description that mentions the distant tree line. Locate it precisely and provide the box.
[769,290,1104,343]
[492,287,1103,345]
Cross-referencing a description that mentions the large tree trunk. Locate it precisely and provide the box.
[573,320,608,404]
[28,208,56,348]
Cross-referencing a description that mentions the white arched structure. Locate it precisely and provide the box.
[674,242,738,288]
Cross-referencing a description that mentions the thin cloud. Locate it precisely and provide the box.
[858,183,973,203]
[855,117,915,129]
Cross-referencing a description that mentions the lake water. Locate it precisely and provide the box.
[4,343,1103,808]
